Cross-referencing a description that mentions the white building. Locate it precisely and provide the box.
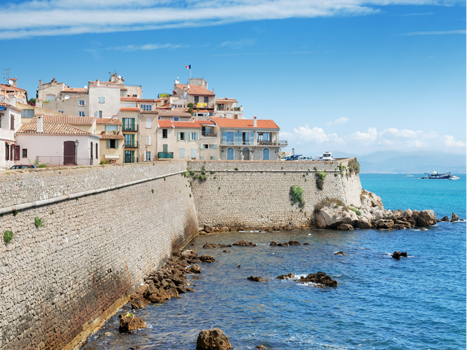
[0,103,22,169]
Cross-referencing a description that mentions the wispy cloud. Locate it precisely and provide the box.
[327,117,349,126]
[107,43,188,51]
[220,39,256,49]
[400,12,434,16]
[402,29,466,35]
[0,0,461,40]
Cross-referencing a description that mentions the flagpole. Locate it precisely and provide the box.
[190,67,192,79]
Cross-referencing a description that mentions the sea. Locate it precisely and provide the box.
[82,174,466,350]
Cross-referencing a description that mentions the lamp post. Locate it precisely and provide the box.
[74,139,79,165]
[292,148,295,156]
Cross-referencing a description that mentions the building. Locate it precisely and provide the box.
[0,102,22,169]
[15,116,101,166]
[172,78,216,110]
[95,119,124,164]
[213,116,286,161]
[158,110,192,121]
[214,98,243,119]
[156,119,220,161]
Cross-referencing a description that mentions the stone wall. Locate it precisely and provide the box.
[0,162,197,350]
[188,159,362,229]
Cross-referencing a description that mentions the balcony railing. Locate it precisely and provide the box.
[257,140,288,147]
[122,125,138,132]
[221,140,255,146]
[220,140,287,146]
[158,152,173,159]
[202,132,218,138]
[124,141,139,148]
[279,140,288,147]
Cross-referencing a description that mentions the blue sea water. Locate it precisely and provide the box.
[83,174,466,350]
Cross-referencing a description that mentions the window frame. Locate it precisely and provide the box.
[162,129,168,139]
[98,96,105,104]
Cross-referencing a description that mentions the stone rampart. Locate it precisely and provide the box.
[0,162,197,350]
[188,159,362,229]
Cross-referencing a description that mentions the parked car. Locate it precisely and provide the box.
[10,165,37,169]
[322,151,333,161]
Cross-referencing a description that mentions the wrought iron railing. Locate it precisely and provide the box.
[158,152,174,159]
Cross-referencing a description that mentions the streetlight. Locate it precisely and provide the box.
[75,139,79,165]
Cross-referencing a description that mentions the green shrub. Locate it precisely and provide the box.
[151,189,154,194]
[13,210,18,216]
[316,171,327,190]
[192,174,198,180]
[3,230,13,244]
[348,159,360,174]
[34,217,44,228]
[201,166,206,175]
[289,185,305,208]
[210,171,215,174]
[234,167,239,171]
[348,206,362,216]
[338,165,345,176]
[199,174,207,181]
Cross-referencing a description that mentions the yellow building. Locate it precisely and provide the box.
[95,119,124,164]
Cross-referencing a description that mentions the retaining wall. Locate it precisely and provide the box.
[0,162,197,350]
[188,159,362,229]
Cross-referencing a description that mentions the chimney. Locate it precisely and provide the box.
[37,115,44,133]
[253,116,257,127]
[39,79,42,88]
[11,78,17,87]
[212,88,215,93]
[96,79,100,86]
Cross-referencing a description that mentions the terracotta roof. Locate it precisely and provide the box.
[138,99,157,102]
[216,98,238,103]
[34,115,96,125]
[212,117,279,129]
[0,102,11,107]
[98,134,124,139]
[121,97,138,101]
[158,110,192,117]
[96,118,122,125]
[0,84,27,92]
[158,120,173,128]
[0,102,22,112]
[173,121,201,129]
[196,110,211,113]
[62,88,87,93]
[17,122,92,135]
[197,120,215,125]
[175,84,215,96]
[120,107,139,112]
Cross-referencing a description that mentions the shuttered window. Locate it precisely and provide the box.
[146,118,151,128]
[146,135,151,145]
[10,115,14,130]
[14,145,20,161]
[179,148,185,158]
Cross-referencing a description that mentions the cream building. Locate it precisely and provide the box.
[0,102,22,169]
[95,119,124,164]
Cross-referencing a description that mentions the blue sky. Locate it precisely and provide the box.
[1,0,465,156]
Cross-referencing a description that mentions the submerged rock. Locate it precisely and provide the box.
[441,216,450,222]
[392,251,408,259]
[196,328,233,350]
[297,272,337,287]
[451,213,459,222]
[119,313,146,333]
[247,276,265,282]
[203,243,217,249]
[200,255,216,263]
[288,240,301,246]
[334,251,346,256]
[188,264,202,274]
[269,241,278,246]
[337,224,354,231]
[277,273,294,280]
[233,240,256,247]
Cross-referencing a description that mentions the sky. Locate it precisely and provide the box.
[1,0,465,157]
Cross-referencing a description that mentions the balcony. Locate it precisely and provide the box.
[221,140,255,146]
[124,141,139,148]
[122,125,138,132]
[201,132,218,138]
[158,152,173,159]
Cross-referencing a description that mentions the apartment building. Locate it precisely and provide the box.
[214,98,243,119]
[95,119,124,164]
[172,78,216,110]
[0,102,22,169]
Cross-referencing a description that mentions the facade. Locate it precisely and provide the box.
[120,107,139,163]
[0,103,22,169]
[95,119,124,164]
[18,102,74,123]
[15,116,101,166]
[139,105,158,162]
[214,98,243,119]
[213,117,286,161]
[158,109,192,121]
[173,78,216,110]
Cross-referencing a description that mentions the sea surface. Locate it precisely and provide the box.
[83,174,466,350]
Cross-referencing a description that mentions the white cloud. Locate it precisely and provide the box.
[220,39,256,49]
[443,135,466,148]
[327,117,349,126]
[402,30,466,36]
[0,0,461,39]
[351,127,378,143]
[107,43,188,51]
[291,124,346,145]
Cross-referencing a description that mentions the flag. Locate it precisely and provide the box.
[186,65,191,69]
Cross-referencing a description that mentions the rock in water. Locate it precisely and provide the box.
[451,213,459,222]
[247,276,265,282]
[288,240,301,246]
[119,313,146,333]
[200,255,216,263]
[392,251,401,259]
[441,216,449,222]
[233,240,256,247]
[276,273,294,280]
[188,264,202,274]
[203,243,217,249]
[337,224,354,231]
[196,328,233,350]
[269,241,278,246]
[297,272,338,287]
[417,210,437,227]
[334,251,346,256]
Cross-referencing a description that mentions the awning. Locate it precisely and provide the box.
[104,155,120,159]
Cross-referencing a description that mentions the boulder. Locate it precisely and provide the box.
[188,264,202,274]
[334,251,346,256]
[247,276,265,282]
[203,243,217,249]
[374,219,394,229]
[354,216,372,229]
[218,244,232,248]
[417,210,436,227]
[303,242,310,245]
[276,273,294,280]
[392,251,407,259]
[337,224,354,231]
[441,216,449,222]
[288,240,301,246]
[269,241,278,246]
[315,206,353,229]
[200,255,216,263]
[233,240,256,247]
[119,313,146,333]
[297,272,337,287]
[222,250,230,253]
[277,242,289,246]
[402,209,413,219]
[186,287,195,292]
[181,250,198,259]
[451,213,459,222]
[204,225,214,233]
[196,328,233,350]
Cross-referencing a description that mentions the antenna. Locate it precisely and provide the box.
[2,68,11,83]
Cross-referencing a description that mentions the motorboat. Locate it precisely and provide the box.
[421,171,458,180]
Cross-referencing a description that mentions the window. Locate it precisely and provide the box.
[191,148,197,159]
[22,149,27,158]
[145,118,151,128]
[179,148,185,158]
[14,145,20,161]
[173,117,179,121]
[107,139,117,149]
[133,94,137,98]
[142,105,152,112]
[223,132,234,144]
[189,132,198,141]
[95,143,98,159]
[5,144,9,160]
[105,125,118,131]
[146,135,152,145]
[79,111,85,117]
[79,100,85,106]
[64,95,70,100]
[163,144,168,153]
[263,148,270,160]
[95,111,103,118]
[10,116,14,130]
[98,97,105,103]
[145,151,152,161]
[203,144,209,149]
[58,111,64,114]
[162,129,168,138]
[194,96,199,103]
[227,147,234,160]
[204,96,209,103]
[46,94,55,101]
[0,115,2,128]
[178,132,185,141]
[21,109,34,118]
[90,142,93,159]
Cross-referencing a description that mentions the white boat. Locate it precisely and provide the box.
[449,175,460,180]
[406,174,414,177]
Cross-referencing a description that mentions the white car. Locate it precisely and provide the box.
[322,151,333,161]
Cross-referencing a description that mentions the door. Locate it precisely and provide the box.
[227,147,234,160]
[242,147,249,160]
[263,148,269,160]
[64,141,76,165]
[191,148,197,159]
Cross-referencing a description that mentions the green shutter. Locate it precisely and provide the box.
[106,140,110,148]
[116,140,119,148]
[178,132,181,141]
[196,132,199,141]
[132,118,135,128]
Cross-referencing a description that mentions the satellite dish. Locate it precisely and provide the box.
[8,79,13,85]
